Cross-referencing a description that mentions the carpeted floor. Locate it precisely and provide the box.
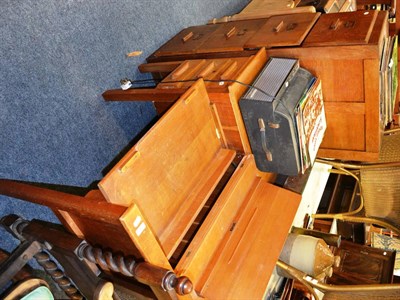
[0,0,249,254]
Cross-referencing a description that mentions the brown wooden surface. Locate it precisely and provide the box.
[0,179,125,226]
[104,49,268,153]
[329,240,396,284]
[175,155,301,300]
[303,11,378,47]
[0,180,146,258]
[267,11,388,161]
[196,19,266,54]
[245,13,320,48]
[145,12,389,160]
[99,80,236,258]
[158,57,251,89]
[103,88,182,102]
[240,0,296,13]
[138,61,182,74]
[208,5,315,24]
[154,24,220,57]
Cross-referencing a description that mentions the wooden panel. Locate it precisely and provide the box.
[64,211,143,258]
[154,24,220,57]
[185,156,300,299]
[138,61,182,74]
[368,10,389,48]
[99,80,236,257]
[299,59,364,102]
[267,44,381,60]
[317,148,379,161]
[176,155,301,299]
[240,0,296,13]
[329,240,396,284]
[364,59,382,153]
[196,19,266,53]
[103,88,183,102]
[303,10,378,47]
[245,13,320,49]
[226,48,269,154]
[320,103,365,151]
[120,204,172,269]
[209,6,316,24]
[175,156,260,286]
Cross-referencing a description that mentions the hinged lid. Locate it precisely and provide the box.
[176,155,301,299]
[98,79,236,257]
[303,10,378,47]
[244,13,320,49]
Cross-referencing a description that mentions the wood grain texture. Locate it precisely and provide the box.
[303,10,378,47]
[245,13,320,48]
[154,24,220,57]
[268,11,387,161]
[194,157,301,299]
[364,59,381,153]
[175,155,300,299]
[196,19,266,54]
[99,80,235,257]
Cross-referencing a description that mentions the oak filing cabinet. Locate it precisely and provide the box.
[144,10,390,161]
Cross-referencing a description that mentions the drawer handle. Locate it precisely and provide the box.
[171,61,190,79]
[258,118,273,161]
[220,61,238,80]
[274,21,284,32]
[330,19,341,30]
[225,26,237,39]
[182,31,194,43]
[197,62,215,78]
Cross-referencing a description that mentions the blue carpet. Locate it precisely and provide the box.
[0,1,248,252]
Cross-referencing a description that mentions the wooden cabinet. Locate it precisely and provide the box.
[329,240,396,284]
[146,11,390,161]
[269,11,389,161]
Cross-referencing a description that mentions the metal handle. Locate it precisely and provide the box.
[258,119,272,161]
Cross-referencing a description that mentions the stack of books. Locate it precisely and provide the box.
[380,35,398,126]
